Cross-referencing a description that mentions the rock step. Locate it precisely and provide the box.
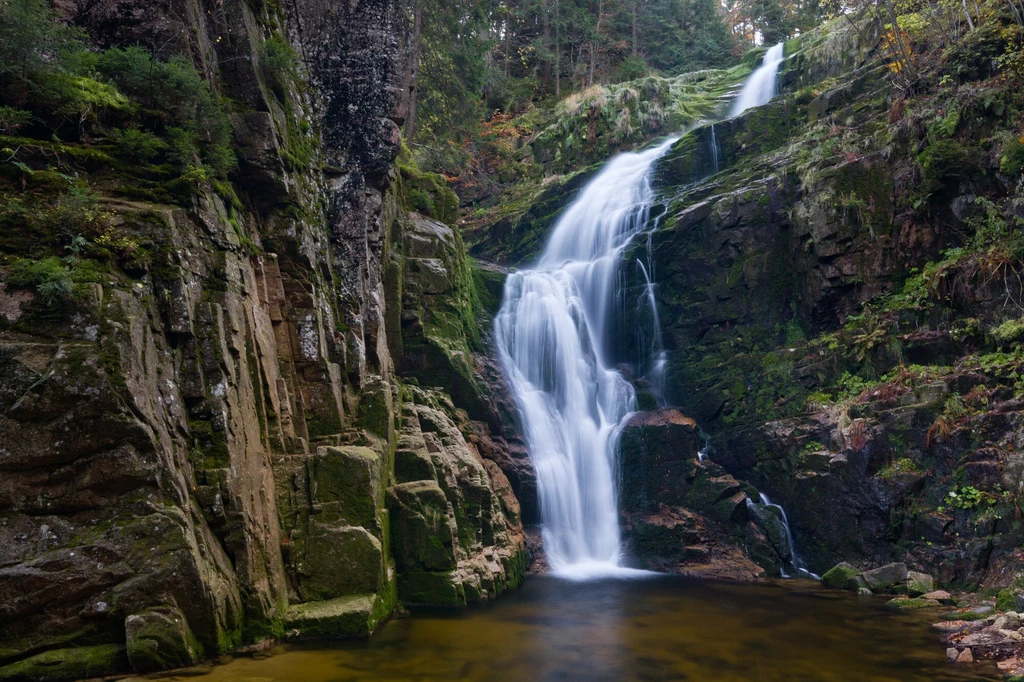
[284,594,383,639]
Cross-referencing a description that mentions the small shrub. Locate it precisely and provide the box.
[918,139,971,195]
[992,318,1024,344]
[1000,135,1024,177]
[6,256,77,303]
[0,106,32,133]
[112,126,166,162]
[876,457,920,478]
[259,36,297,98]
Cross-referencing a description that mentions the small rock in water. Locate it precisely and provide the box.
[922,590,953,604]
[857,587,873,597]
[956,648,974,663]
[946,647,959,662]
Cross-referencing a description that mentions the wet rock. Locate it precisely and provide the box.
[820,562,861,590]
[947,647,959,662]
[861,563,908,591]
[283,594,385,639]
[956,647,974,663]
[125,606,201,673]
[956,627,1024,659]
[922,590,954,604]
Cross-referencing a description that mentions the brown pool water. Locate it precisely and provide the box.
[142,576,1000,681]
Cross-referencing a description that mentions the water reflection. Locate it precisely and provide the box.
[142,577,1000,682]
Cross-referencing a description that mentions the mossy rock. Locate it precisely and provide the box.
[398,570,466,608]
[388,480,458,572]
[938,610,990,621]
[885,597,941,610]
[125,606,202,673]
[820,562,861,590]
[284,594,383,639]
[0,645,127,682]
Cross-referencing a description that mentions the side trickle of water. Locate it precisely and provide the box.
[730,42,786,117]
[750,493,820,579]
[708,124,720,176]
[494,138,677,577]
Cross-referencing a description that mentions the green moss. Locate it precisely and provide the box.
[876,458,920,479]
[996,588,1018,611]
[398,571,466,608]
[284,594,383,639]
[885,597,941,610]
[0,645,126,682]
[938,610,990,621]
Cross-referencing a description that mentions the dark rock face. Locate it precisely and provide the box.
[0,0,525,677]
[618,409,784,579]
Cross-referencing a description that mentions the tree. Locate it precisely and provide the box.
[0,0,84,106]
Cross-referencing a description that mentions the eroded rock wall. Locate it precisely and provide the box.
[0,0,525,678]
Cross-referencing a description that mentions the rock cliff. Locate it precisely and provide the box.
[0,0,525,678]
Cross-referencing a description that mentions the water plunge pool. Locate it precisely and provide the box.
[142,576,998,681]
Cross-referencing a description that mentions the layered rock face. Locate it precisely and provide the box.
[618,410,787,579]
[0,0,524,678]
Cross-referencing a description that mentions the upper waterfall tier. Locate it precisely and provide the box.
[730,42,786,116]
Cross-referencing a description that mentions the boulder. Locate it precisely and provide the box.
[820,562,861,590]
[995,614,1023,631]
[906,571,935,596]
[861,562,908,591]
[284,594,385,639]
[125,606,201,673]
[922,590,954,604]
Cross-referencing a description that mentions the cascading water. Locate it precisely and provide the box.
[729,42,786,117]
[750,493,820,580]
[494,137,677,578]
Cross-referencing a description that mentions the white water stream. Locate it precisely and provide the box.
[730,42,786,117]
[496,43,798,578]
[495,138,676,577]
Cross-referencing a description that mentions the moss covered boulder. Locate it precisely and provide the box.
[125,606,201,673]
[820,562,862,590]
[283,594,388,639]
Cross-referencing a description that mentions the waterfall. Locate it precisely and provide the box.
[495,137,677,578]
[729,42,786,117]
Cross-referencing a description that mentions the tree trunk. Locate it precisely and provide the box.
[504,6,511,78]
[542,0,552,88]
[405,0,423,141]
[632,0,637,56]
[588,0,602,86]
[961,0,975,30]
[555,0,561,95]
